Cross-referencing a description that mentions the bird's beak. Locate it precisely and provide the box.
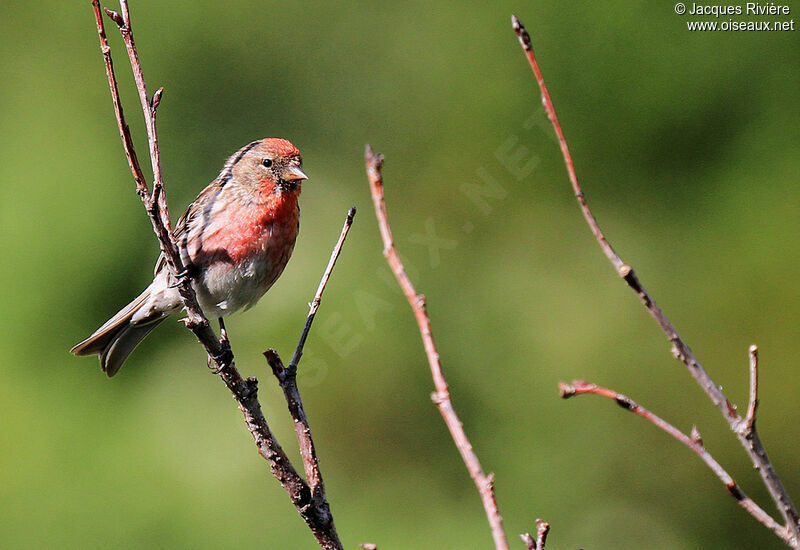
[283,166,308,182]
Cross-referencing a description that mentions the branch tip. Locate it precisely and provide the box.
[366,150,509,549]
[365,144,385,172]
[520,533,536,550]
[536,519,551,549]
[745,344,760,433]
[558,381,576,398]
[104,7,124,28]
[520,520,550,550]
[152,87,164,111]
[511,14,532,51]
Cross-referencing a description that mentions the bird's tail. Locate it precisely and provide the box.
[70,289,164,377]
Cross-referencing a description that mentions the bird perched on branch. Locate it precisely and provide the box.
[71,138,308,376]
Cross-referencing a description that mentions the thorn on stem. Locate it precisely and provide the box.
[690,425,704,446]
[104,8,124,28]
[152,87,164,112]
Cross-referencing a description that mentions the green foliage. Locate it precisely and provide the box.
[0,1,798,548]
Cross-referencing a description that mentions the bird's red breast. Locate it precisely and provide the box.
[188,184,299,266]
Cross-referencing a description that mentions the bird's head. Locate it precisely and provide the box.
[224,138,308,194]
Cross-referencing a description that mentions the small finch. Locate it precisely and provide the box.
[71,138,307,376]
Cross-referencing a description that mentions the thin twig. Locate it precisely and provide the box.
[365,145,510,550]
[535,520,550,550]
[512,14,799,547]
[266,207,356,507]
[96,0,204,331]
[91,1,147,194]
[520,519,550,550]
[290,207,357,370]
[559,380,788,542]
[91,3,344,548]
[519,533,535,550]
[116,0,171,233]
[745,345,759,433]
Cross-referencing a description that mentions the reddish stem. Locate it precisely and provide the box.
[512,14,799,546]
[560,380,788,542]
[365,146,510,550]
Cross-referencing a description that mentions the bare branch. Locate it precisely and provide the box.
[560,380,790,543]
[512,14,799,546]
[519,533,535,550]
[535,520,550,550]
[290,207,357,370]
[365,145,510,550]
[520,519,550,550]
[92,1,147,195]
[744,345,759,433]
[265,207,356,511]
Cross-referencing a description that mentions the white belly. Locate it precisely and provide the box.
[194,254,272,318]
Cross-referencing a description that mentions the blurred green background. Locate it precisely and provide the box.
[1,1,798,548]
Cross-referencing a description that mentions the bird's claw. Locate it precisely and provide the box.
[208,343,233,374]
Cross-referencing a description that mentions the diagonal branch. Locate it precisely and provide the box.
[93,0,204,331]
[114,0,171,232]
[365,145,510,550]
[289,207,357,371]
[559,380,789,543]
[90,3,344,548]
[91,1,147,194]
[511,14,799,547]
[266,207,356,502]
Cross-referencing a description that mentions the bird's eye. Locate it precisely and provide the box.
[262,159,273,168]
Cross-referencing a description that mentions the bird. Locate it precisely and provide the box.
[71,138,308,377]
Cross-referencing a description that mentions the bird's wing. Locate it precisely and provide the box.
[154,180,222,276]
[153,198,193,276]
